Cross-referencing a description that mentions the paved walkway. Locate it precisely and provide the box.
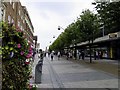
[66,57,119,76]
[31,54,118,89]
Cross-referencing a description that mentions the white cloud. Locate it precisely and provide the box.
[21,0,95,50]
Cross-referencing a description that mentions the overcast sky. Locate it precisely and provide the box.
[21,0,95,50]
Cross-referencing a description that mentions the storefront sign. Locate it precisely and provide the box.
[109,33,118,39]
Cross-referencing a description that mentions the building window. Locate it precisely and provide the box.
[21,26,23,31]
[0,7,3,21]
[8,15,11,23]
[10,0,12,4]
[21,15,23,20]
[19,10,21,15]
[12,19,14,24]
[18,21,20,27]
[12,2,15,9]
[3,8,6,21]
[23,20,25,23]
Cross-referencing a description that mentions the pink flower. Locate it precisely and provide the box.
[20,51,24,55]
[29,47,32,50]
[16,26,22,32]
[26,54,32,58]
[29,84,33,89]
[17,44,21,48]
[29,50,33,53]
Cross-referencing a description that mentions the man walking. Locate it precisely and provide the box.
[50,51,54,61]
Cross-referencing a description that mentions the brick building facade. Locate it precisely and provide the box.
[2,0,34,46]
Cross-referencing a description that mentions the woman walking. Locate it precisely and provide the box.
[57,51,61,60]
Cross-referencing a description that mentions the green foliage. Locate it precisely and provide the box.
[50,9,99,51]
[50,1,120,51]
[94,1,120,36]
[79,9,99,42]
[1,22,34,89]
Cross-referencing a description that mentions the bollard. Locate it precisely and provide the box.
[35,60,43,84]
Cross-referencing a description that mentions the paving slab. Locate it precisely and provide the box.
[31,54,118,89]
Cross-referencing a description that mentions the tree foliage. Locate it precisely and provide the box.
[79,9,99,42]
[94,1,120,36]
[49,9,99,51]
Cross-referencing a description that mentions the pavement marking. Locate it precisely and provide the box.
[46,57,65,88]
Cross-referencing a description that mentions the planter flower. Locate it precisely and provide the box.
[28,84,37,90]
[2,22,34,89]
[20,51,24,55]
[17,43,21,48]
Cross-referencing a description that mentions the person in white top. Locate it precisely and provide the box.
[57,51,61,60]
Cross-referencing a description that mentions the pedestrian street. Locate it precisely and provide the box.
[31,54,118,89]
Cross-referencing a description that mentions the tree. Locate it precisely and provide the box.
[93,1,120,36]
[50,9,99,62]
[78,9,99,63]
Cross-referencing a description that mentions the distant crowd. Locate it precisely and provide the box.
[33,49,106,61]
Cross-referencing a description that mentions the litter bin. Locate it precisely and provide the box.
[35,59,43,84]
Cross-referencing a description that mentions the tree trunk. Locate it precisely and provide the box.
[89,45,92,63]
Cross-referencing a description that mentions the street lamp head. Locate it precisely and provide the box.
[92,2,96,5]
[58,26,60,30]
[58,26,64,30]
[58,27,60,30]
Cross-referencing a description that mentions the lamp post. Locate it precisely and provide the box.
[58,26,65,55]
[53,35,55,38]
[58,25,77,60]
[72,32,77,60]
[58,26,65,31]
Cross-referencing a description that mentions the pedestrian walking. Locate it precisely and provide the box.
[57,51,61,60]
[70,52,72,58]
[94,51,97,60]
[38,49,44,60]
[78,51,81,59]
[99,51,103,59]
[44,52,46,57]
[81,51,85,60]
[48,52,50,57]
[50,51,54,61]
[38,49,44,66]
[66,51,69,60]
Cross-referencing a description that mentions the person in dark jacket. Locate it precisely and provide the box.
[81,51,85,60]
